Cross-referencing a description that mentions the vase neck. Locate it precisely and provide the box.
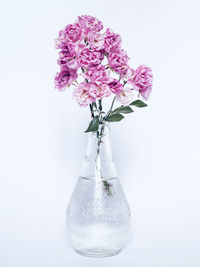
[81,123,117,180]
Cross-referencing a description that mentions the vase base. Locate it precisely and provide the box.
[74,248,121,258]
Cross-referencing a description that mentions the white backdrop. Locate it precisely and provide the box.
[0,0,200,266]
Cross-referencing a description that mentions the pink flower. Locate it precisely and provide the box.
[108,50,129,75]
[58,43,75,57]
[58,56,78,69]
[73,81,95,107]
[132,65,153,100]
[54,66,78,91]
[55,23,83,47]
[121,67,135,80]
[57,43,78,69]
[116,87,134,105]
[65,23,83,43]
[83,64,112,84]
[104,28,121,54]
[77,47,104,68]
[55,29,66,49]
[108,79,123,94]
[89,83,111,99]
[88,31,104,51]
[78,15,103,35]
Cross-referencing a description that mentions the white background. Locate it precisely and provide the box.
[0,0,200,266]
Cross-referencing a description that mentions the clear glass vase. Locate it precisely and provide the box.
[66,122,130,257]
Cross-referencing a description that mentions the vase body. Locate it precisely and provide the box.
[66,123,130,257]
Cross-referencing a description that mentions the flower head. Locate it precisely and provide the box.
[88,31,104,51]
[77,47,104,68]
[55,29,66,49]
[55,23,83,47]
[116,87,134,105]
[64,23,83,43]
[89,83,111,99]
[78,15,103,35]
[57,43,78,68]
[73,81,95,106]
[131,65,153,100]
[108,79,123,94]
[108,50,129,75]
[121,67,135,80]
[83,64,112,84]
[54,66,78,91]
[104,28,121,54]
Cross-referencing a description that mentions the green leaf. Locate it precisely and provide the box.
[85,116,99,132]
[114,106,134,114]
[106,113,124,122]
[130,100,147,107]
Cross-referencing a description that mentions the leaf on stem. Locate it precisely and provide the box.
[85,116,99,132]
[130,100,147,107]
[113,106,134,114]
[106,113,124,122]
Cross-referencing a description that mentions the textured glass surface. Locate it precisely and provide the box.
[66,124,130,257]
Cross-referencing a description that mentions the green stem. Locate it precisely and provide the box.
[110,96,116,111]
[97,122,105,155]
[104,96,116,121]
[89,104,94,118]
[98,99,102,111]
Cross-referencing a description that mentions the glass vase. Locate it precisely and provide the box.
[66,122,130,257]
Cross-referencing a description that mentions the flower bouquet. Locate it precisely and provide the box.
[54,15,153,258]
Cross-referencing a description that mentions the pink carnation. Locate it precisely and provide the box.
[132,65,153,100]
[108,79,123,94]
[58,43,75,57]
[121,67,135,80]
[55,23,83,47]
[55,29,66,49]
[104,28,121,54]
[57,43,78,69]
[65,23,83,43]
[73,81,95,107]
[78,47,103,68]
[83,64,112,84]
[116,87,134,105]
[108,50,129,75]
[89,83,111,99]
[54,66,78,91]
[88,31,104,51]
[78,15,103,35]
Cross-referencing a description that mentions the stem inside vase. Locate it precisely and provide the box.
[95,122,113,196]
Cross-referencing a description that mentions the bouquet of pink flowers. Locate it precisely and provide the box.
[54,15,153,133]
